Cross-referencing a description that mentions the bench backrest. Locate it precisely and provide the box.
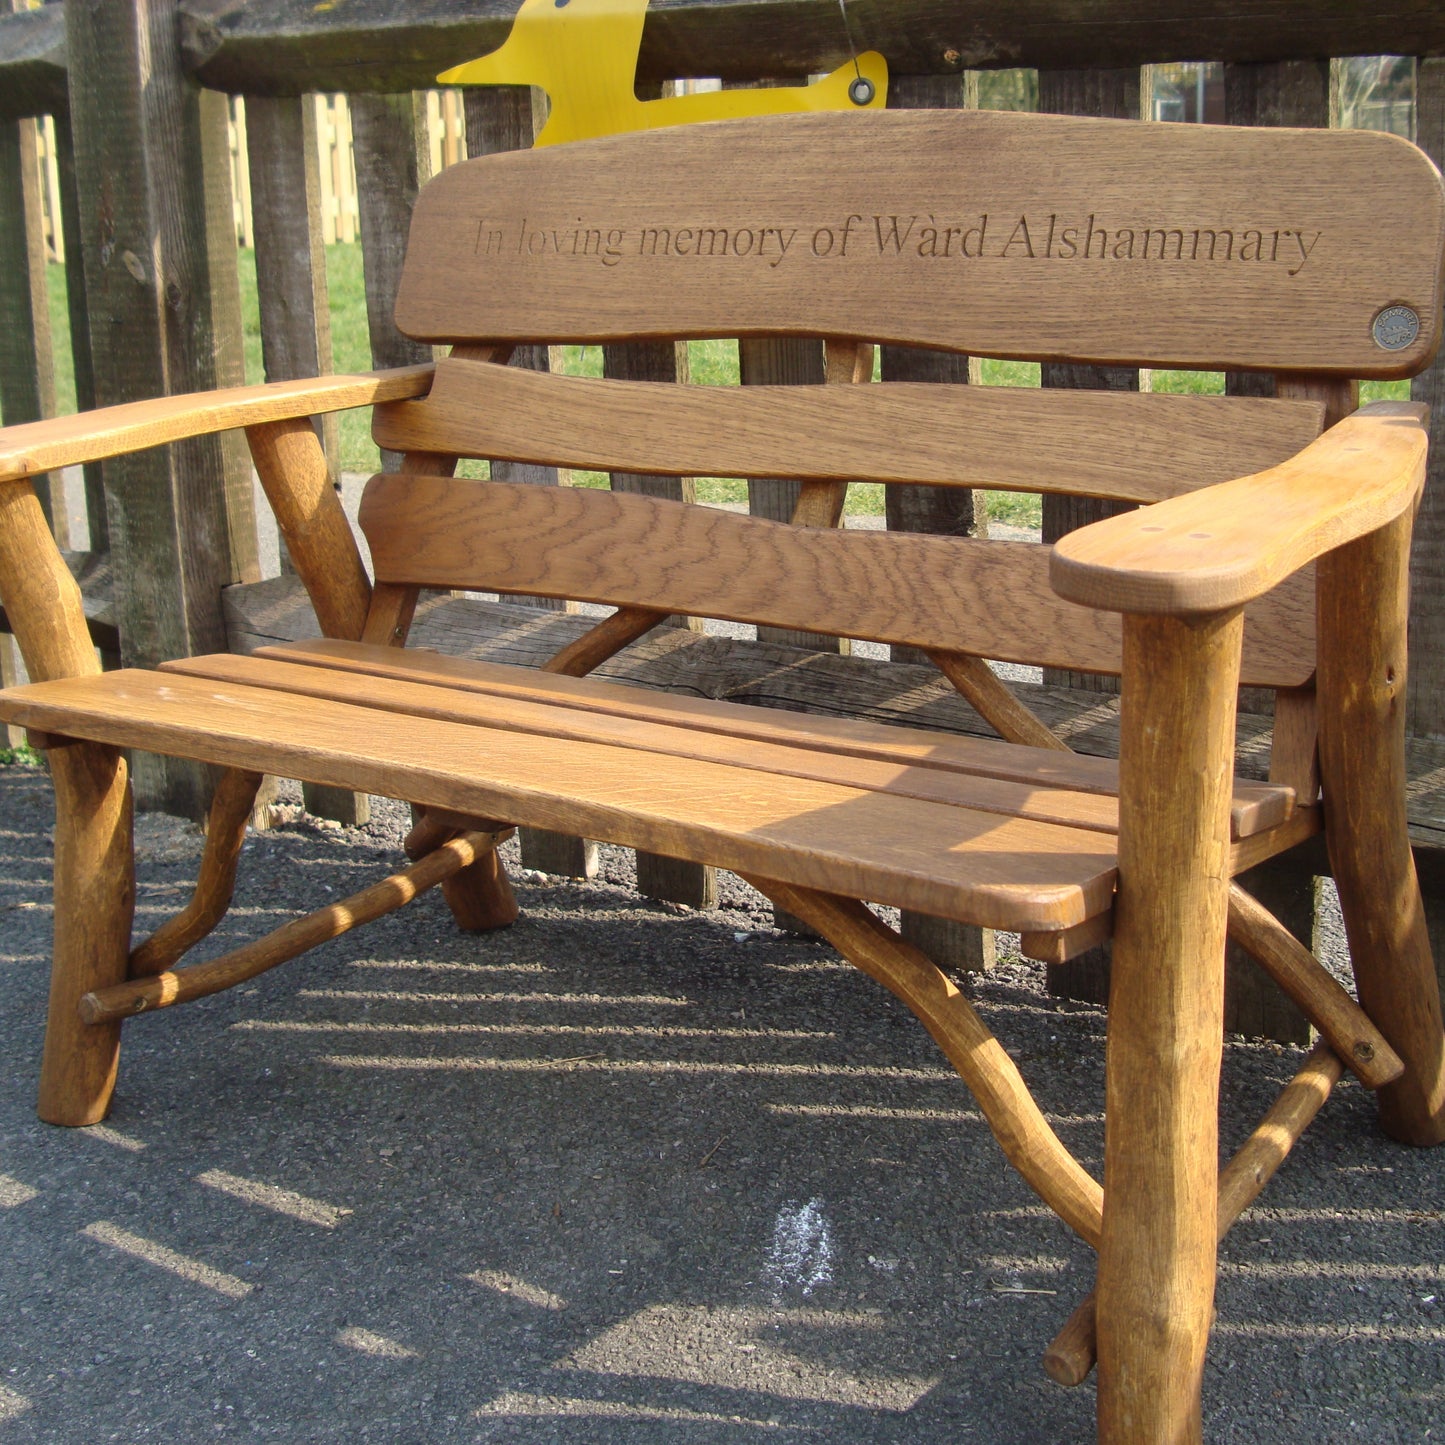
[369,109,1445,687]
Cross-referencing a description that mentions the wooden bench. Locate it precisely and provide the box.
[1,109,1443,1441]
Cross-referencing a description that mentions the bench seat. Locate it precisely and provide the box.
[0,638,1299,936]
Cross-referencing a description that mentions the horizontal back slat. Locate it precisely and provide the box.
[373,358,1326,504]
[396,111,1445,377]
[358,476,1315,688]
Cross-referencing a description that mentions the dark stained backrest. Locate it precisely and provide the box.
[395,110,1445,377]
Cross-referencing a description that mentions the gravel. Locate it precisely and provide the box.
[0,762,1441,1442]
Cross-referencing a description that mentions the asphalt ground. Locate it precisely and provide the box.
[2,764,1443,1442]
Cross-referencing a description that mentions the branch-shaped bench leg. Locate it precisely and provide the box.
[1318,512,1445,1147]
[1097,609,1242,1445]
[37,741,134,1126]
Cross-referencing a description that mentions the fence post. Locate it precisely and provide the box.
[1037,66,1141,1008]
[1409,55,1445,1006]
[63,0,257,819]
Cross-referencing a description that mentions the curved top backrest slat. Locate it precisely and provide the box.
[395,109,1445,378]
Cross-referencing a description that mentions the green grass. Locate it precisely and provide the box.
[46,243,1412,538]
[0,743,42,768]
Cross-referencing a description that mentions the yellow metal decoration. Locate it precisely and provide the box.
[437,0,888,147]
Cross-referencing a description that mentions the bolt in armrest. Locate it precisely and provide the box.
[1049,402,1428,616]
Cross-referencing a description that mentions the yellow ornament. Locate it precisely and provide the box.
[438,0,888,148]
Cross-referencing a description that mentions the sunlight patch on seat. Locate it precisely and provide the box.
[563,1304,937,1411]
[465,1269,567,1310]
[197,1169,351,1228]
[81,1221,253,1299]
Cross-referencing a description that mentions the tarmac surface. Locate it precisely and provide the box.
[1,762,1443,1442]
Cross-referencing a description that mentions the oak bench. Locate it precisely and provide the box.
[1,109,1444,1442]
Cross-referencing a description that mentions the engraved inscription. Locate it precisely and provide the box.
[472,211,1324,275]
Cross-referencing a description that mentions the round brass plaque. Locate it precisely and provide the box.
[1372,305,1421,351]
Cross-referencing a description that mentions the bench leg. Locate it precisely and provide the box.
[37,741,135,1126]
[441,849,520,931]
[1096,611,1240,1444]
[1318,515,1445,1146]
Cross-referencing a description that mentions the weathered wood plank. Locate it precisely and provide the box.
[0,76,64,544]
[175,1,1445,97]
[63,0,255,818]
[0,4,66,121]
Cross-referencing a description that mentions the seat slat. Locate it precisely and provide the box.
[373,358,1326,506]
[0,669,1116,932]
[358,475,1316,688]
[167,651,1124,834]
[242,638,1293,840]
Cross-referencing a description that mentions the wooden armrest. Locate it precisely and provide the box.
[1049,402,1428,615]
[0,366,435,485]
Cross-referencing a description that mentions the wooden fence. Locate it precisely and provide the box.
[2,0,1445,1040]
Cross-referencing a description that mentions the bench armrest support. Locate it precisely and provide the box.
[1049,402,1428,615]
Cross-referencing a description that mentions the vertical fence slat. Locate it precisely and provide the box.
[0,99,63,540]
[1408,55,1445,1006]
[1037,66,1141,1007]
[49,109,106,557]
[64,0,256,818]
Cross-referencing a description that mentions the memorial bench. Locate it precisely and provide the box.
[1,109,1443,1441]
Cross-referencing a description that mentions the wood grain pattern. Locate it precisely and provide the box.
[164,650,1130,834]
[243,639,1295,841]
[396,111,1445,377]
[1095,608,1243,1442]
[1051,402,1429,614]
[0,668,1119,932]
[1318,512,1445,1146]
[36,741,133,1126]
[373,356,1326,505]
[0,367,434,485]
[358,475,1317,687]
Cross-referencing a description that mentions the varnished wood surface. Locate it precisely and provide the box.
[396,111,1445,378]
[358,475,1317,687]
[1096,609,1243,1441]
[1052,402,1429,614]
[373,356,1325,505]
[0,668,1120,931]
[0,366,434,484]
[245,638,1295,840]
[167,650,1130,834]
